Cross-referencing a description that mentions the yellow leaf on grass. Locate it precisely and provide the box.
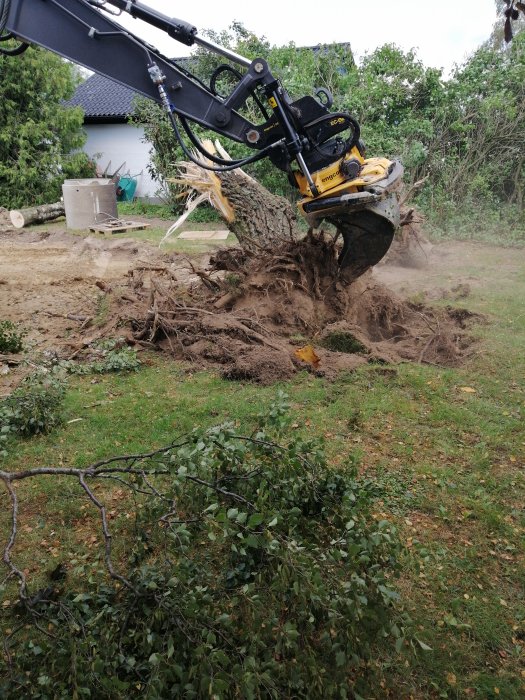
[294,345,320,368]
[446,672,457,686]
[459,387,477,393]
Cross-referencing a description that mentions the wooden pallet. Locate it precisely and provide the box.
[89,220,150,234]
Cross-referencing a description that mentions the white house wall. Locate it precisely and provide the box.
[83,123,159,200]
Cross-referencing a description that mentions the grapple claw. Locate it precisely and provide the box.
[298,160,404,282]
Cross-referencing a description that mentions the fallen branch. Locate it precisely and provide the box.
[0,433,293,601]
[43,311,91,323]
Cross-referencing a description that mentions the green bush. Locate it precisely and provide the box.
[0,370,66,439]
[118,201,177,219]
[0,46,95,209]
[0,320,26,353]
[2,393,406,698]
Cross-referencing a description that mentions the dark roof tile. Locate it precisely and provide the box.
[66,73,137,119]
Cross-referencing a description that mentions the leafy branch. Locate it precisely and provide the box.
[0,397,408,698]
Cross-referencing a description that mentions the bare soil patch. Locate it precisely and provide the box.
[0,226,482,387]
[0,228,166,393]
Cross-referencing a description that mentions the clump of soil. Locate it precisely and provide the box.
[129,231,480,383]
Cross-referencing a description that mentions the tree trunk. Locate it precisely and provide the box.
[9,201,65,229]
[171,159,301,254]
[217,170,301,252]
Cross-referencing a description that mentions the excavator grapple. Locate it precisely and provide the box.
[299,158,403,279]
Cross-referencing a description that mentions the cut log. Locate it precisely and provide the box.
[9,201,65,229]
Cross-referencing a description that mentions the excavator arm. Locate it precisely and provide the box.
[1,0,403,278]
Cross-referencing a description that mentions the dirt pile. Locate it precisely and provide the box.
[128,232,479,383]
[0,225,481,386]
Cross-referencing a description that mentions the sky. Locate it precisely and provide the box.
[112,0,499,76]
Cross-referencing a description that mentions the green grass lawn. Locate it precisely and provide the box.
[1,236,524,698]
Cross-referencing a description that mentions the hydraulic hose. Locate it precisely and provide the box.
[167,109,282,173]
[0,0,29,55]
[0,0,10,33]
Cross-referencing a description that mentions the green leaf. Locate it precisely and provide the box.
[247,513,264,528]
[415,638,433,652]
[335,651,346,667]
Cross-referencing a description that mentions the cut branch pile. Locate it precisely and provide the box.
[1,438,263,605]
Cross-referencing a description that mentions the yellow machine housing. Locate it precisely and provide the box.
[294,149,395,203]
[293,154,404,280]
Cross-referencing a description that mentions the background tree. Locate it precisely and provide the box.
[0,45,95,209]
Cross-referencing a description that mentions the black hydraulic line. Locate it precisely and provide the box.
[0,0,9,33]
[179,117,249,167]
[171,58,211,94]
[167,110,282,173]
[0,0,28,55]
[306,112,361,157]
[0,36,28,54]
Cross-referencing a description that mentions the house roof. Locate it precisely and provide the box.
[66,56,196,123]
[66,72,138,122]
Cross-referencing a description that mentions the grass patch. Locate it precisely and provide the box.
[418,196,525,246]
[117,200,221,223]
[321,330,367,353]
